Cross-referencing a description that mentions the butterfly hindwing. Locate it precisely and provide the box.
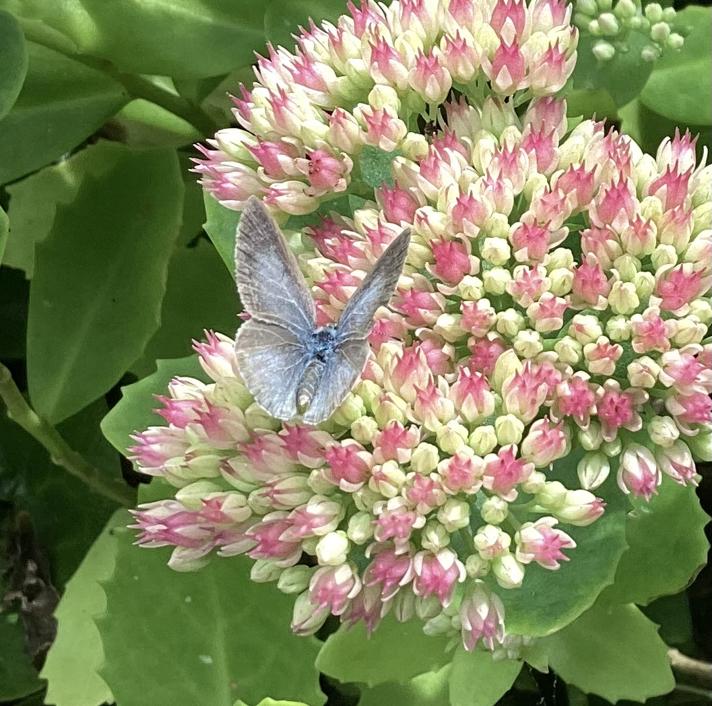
[336,228,411,340]
[235,319,311,421]
[235,196,316,335]
[301,338,370,425]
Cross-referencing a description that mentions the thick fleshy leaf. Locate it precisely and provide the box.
[97,519,325,706]
[40,512,127,706]
[571,33,653,108]
[541,603,675,702]
[109,99,201,148]
[101,356,208,455]
[0,9,28,119]
[316,617,451,687]
[27,147,183,424]
[130,241,238,377]
[449,650,521,706]
[498,475,627,637]
[264,0,345,50]
[601,477,710,606]
[641,6,712,125]
[0,42,127,185]
[203,193,240,273]
[1,0,267,78]
[643,593,693,647]
[0,399,123,589]
[5,140,126,277]
[358,146,399,188]
[358,666,452,706]
[0,613,42,701]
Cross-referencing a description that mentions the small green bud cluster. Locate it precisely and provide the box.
[574,0,685,63]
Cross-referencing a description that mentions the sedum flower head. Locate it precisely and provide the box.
[131,0,711,655]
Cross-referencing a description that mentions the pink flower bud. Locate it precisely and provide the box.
[618,443,661,501]
[596,381,646,442]
[571,254,611,308]
[515,517,576,569]
[377,184,420,225]
[583,337,623,377]
[373,420,421,464]
[656,441,701,486]
[521,419,570,467]
[459,582,506,651]
[486,41,527,94]
[554,489,605,526]
[247,513,302,566]
[412,548,466,606]
[441,31,479,82]
[438,452,485,494]
[364,546,414,600]
[482,445,534,501]
[409,51,453,104]
[449,366,496,423]
[324,441,373,491]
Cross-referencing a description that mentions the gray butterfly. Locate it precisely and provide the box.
[234,196,411,425]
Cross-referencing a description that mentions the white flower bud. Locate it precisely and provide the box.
[465,554,490,578]
[469,426,498,455]
[606,315,632,341]
[577,451,610,490]
[492,553,525,589]
[592,40,616,61]
[438,498,471,532]
[411,442,440,473]
[457,275,485,300]
[474,524,511,558]
[495,414,525,445]
[570,314,603,344]
[609,281,640,315]
[368,84,401,111]
[332,393,366,426]
[579,421,604,451]
[496,309,526,338]
[627,356,661,388]
[481,496,509,524]
[347,511,374,544]
[597,12,620,34]
[602,438,623,457]
[277,565,313,594]
[647,416,680,448]
[513,329,544,359]
[436,421,469,455]
[481,237,511,266]
[351,415,379,445]
[690,298,712,324]
[535,480,568,509]
[549,268,574,296]
[650,21,670,43]
[316,531,350,566]
[673,317,707,346]
[651,244,678,269]
[614,254,640,282]
[491,350,523,391]
[634,272,656,301]
[555,336,583,364]
[644,2,663,22]
[483,267,512,295]
[434,313,465,342]
[421,521,451,552]
[521,470,547,494]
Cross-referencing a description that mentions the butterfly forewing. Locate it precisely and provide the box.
[235,319,311,421]
[301,338,370,425]
[235,197,315,335]
[336,228,411,340]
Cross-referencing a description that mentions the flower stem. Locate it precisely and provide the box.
[0,363,134,507]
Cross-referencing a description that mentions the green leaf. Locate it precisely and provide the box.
[5,140,127,277]
[2,0,268,79]
[358,146,399,188]
[235,701,309,706]
[641,6,712,125]
[498,476,628,637]
[130,240,238,377]
[41,511,127,706]
[0,613,42,701]
[0,42,127,185]
[101,355,208,455]
[449,650,521,706]
[571,33,653,109]
[108,99,201,149]
[601,477,710,606]
[642,592,693,647]
[27,147,183,424]
[541,603,675,702]
[358,665,452,706]
[316,617,451,687]
[97,520,325,706]
[0,205,8,265]
[203,192,240,272]
[264,0,345,49]
[565,88,618,121]
[0,399,123,589]
[0,9,28,119]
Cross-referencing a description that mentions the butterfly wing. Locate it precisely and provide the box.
[235,196,316,335]
[301,338,370,425]
[336,228,411,340]
[235,319,311,421]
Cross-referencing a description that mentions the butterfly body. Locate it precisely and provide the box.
[234,197,410,425]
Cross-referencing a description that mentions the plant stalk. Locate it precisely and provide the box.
[0,363,134,507]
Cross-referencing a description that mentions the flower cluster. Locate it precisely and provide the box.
[132,0,712,654]
[194,0,577,215]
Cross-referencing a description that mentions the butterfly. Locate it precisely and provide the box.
[234,196,411,425]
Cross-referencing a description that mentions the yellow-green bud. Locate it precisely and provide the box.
[481,237,511,266]
[579,421,604,451]
[481,496,509,524]
[496,309,526,338]
[577,451,610,490]
[438,498,471,532]
[421,521,451,552]
[347,511,374,544]
[555,336,583,365]
[351,415,379,445]
[457,275,485,300]
[469,426,498,455]
[495,414,525,445]
[315,531,350,565]
[492,553,525,589]
[465,554,490,578]
[277,565,313,594]
[606,315,632,341]
[513,329,544,359]
[411,442,441,473]
[436,421,469,454]
[609,281,640,315]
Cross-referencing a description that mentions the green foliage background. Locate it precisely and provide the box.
[0,1,710,705]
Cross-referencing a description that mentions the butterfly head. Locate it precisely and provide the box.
[309,325,339,362]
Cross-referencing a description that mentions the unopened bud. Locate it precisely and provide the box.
[277,565,313,594]
[513,329,544,359]
[492,553,525,589]
[602,438,623,456]
[411,442,440,473]
[496,414,525,445]
[469,426,498,455]
[421,521,451,552]
[438,498,471,532]
[465,553,490,578]
[347,511,374,544]
[481,496,509,524]
[251,559,283,583]
[606,315,632,341]
[351,415,379,444]
[555,336,583,364]
[436,421,469,455]
[577,451,610,490]
[647,415,679,448]
[650,21,670,43]
[579,421,604,450]
[597,13,620,34]
[315,531,350,565]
